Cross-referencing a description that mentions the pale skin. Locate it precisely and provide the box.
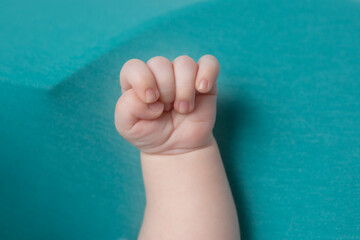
[114,55,240,239]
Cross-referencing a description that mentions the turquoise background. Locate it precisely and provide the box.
[1,0,359,239]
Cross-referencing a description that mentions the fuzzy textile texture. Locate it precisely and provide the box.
[0,0,360,239]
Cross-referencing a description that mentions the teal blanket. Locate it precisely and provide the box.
[1,0,359,239]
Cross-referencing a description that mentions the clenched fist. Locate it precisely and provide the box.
[114,55,220,155]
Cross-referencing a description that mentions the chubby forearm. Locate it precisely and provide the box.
[115,55,239,239]
[138,137,240,240]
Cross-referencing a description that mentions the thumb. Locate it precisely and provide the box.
[115,89,164,135]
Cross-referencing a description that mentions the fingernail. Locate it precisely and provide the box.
[199,79,208,92]
[178,101,189,113]
[149,102,163,112]
[145,88,156,103]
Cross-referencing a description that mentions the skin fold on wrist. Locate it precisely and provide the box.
[140,134,217,157]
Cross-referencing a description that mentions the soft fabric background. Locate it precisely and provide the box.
[1,0,359,239]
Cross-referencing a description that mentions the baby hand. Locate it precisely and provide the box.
[114,55,220,155]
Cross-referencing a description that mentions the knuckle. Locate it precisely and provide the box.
[173,55,197,67]
[120,59,144,77]
[147,56,171,69]
[203,54,218,61]
[200,54,220,67]
[123,58,144,68]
